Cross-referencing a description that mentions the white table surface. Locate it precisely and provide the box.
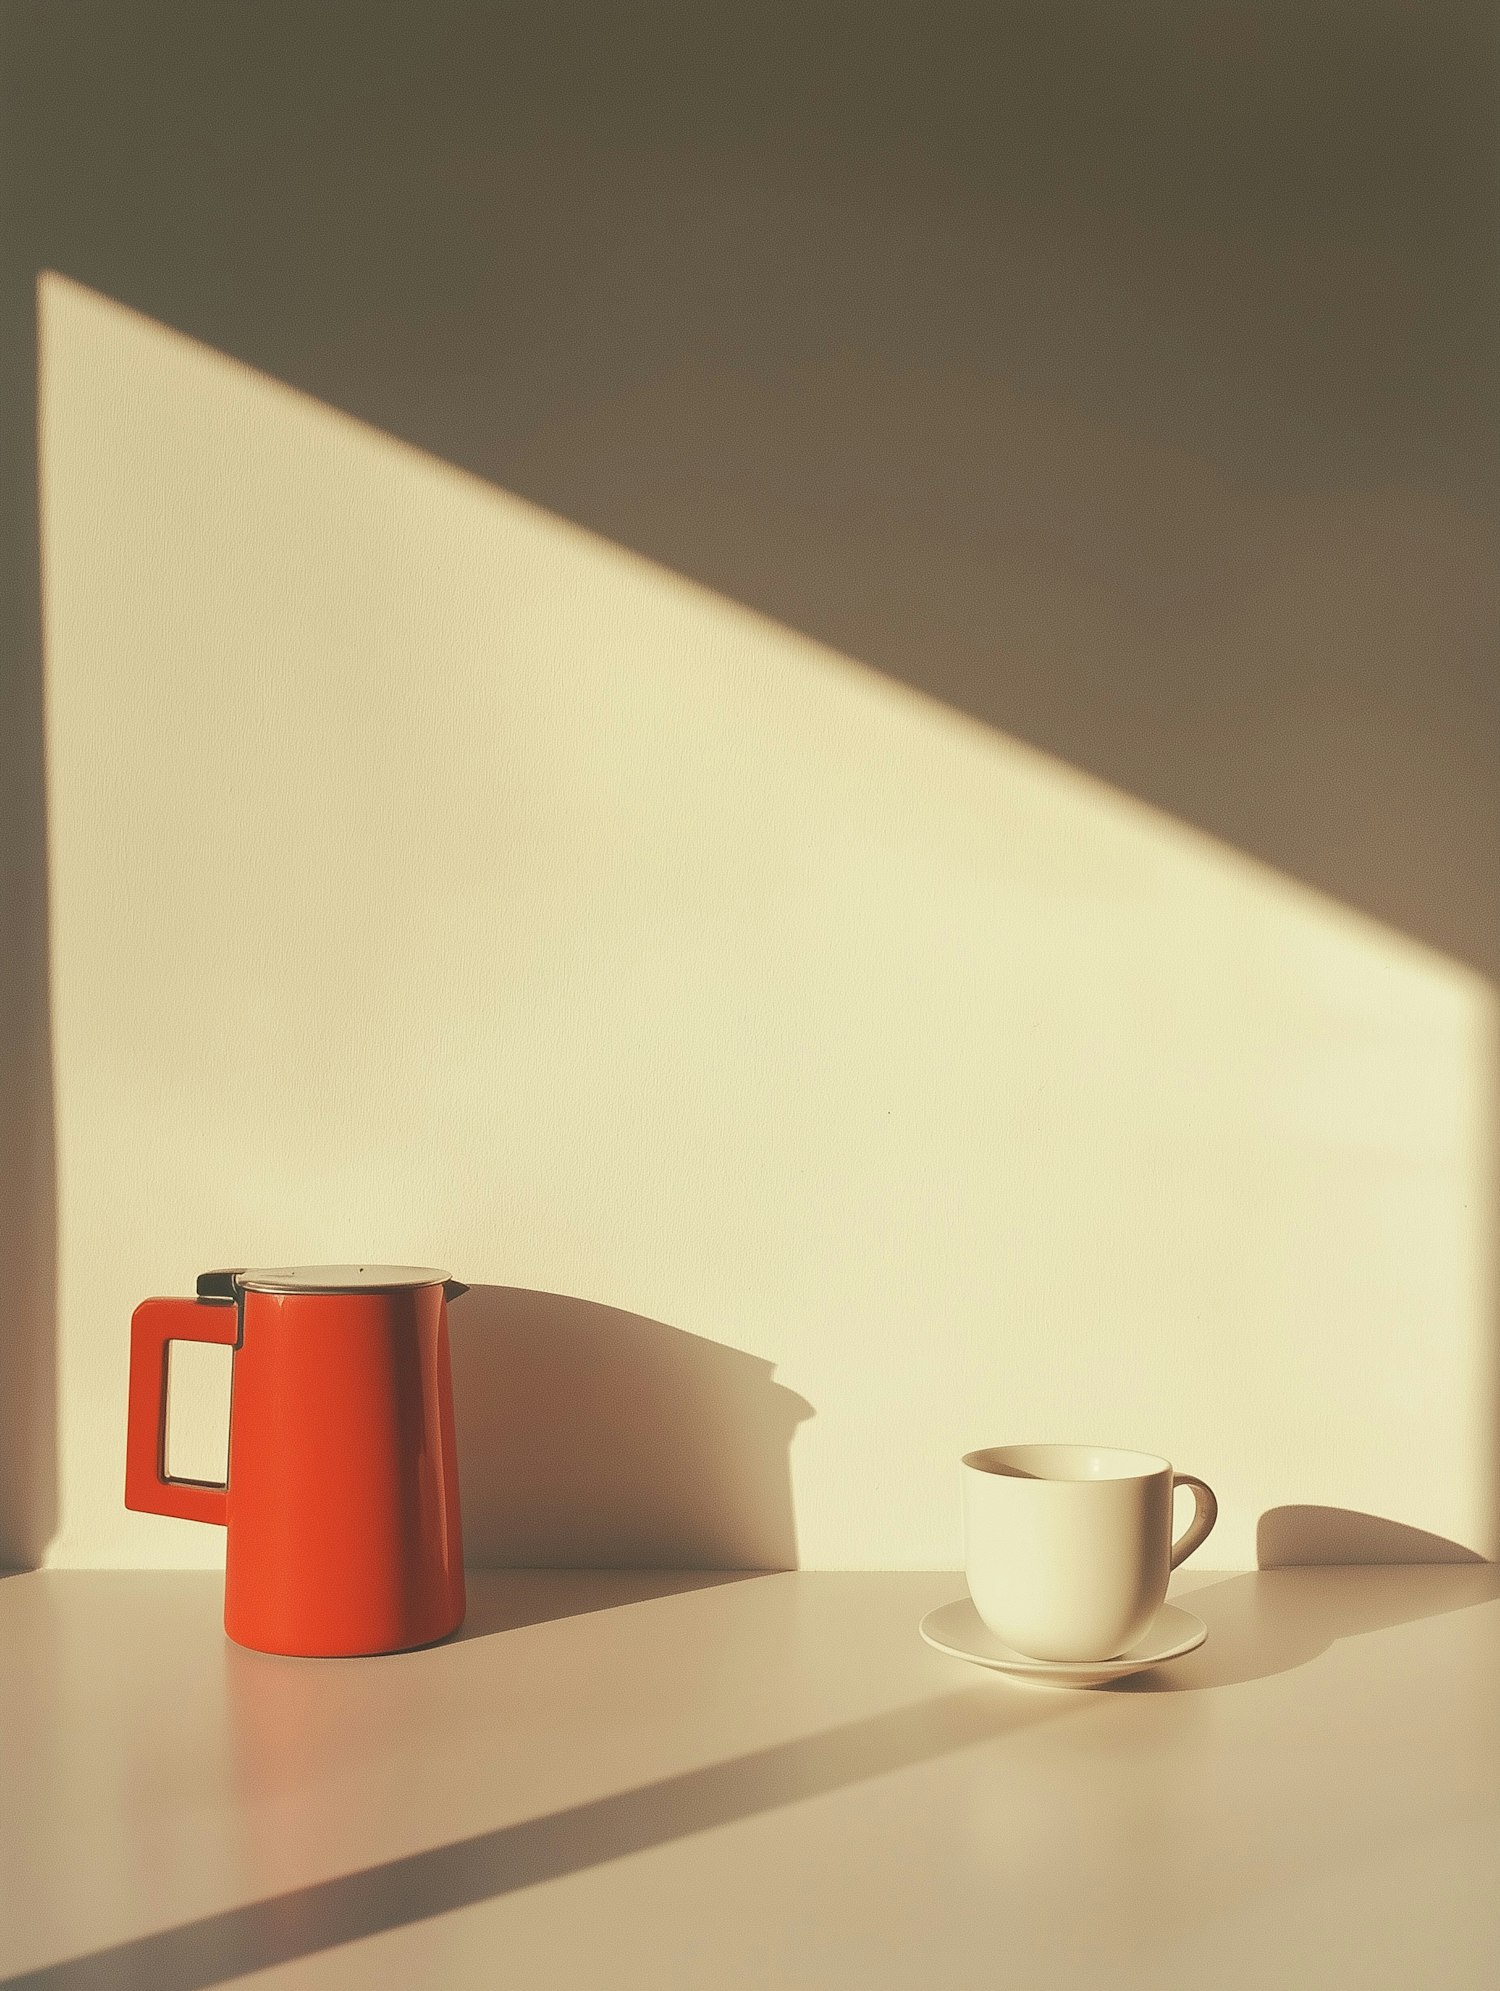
[2,1564,1499,1989]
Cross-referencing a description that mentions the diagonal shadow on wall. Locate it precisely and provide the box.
[3,2,1498,1561]
[7,2,1495,966]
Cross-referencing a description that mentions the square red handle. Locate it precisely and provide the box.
[124,1295,239,1525]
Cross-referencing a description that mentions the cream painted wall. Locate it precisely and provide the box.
[37,275,1497,1570]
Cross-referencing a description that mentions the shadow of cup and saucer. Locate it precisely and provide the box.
[1106,1504,1500,1694]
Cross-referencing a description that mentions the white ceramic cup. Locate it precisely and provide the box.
[962,1443,1218,1662]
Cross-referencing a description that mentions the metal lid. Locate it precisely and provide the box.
[235,1265,450,1294]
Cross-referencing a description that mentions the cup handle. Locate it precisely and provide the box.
[1169,1473,1218,1569]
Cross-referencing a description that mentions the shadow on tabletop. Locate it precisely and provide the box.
[449,1285,814,1573]
[0,1680,1072,1991]
[6,1522,1500,1984]
[1108,1504,1500,1695]
[452,1567,761,1643]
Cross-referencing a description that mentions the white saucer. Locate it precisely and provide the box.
[919,1597,1207,1687]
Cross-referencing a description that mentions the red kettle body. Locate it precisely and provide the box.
[126,1266,466,1656]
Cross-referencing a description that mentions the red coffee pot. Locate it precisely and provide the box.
[126,1265,466,1656]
